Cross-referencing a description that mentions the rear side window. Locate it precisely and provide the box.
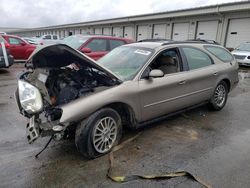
[182,47,213,70]
[8,37,22,45]
[110,40,125,50]
[205,46,233,62]
[86,39,107,52]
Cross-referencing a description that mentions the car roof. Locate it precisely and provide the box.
[125,41,221,50]
[70,34,132,41]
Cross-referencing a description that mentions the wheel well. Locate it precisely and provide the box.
[104,102,137,129]
[222,79,231,91]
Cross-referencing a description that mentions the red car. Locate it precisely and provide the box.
[63,35,134,60]
[1,34,36,61]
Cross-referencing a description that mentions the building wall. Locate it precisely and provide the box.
[9,3,250,48]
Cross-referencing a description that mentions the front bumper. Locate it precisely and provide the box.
[15,88,64,143]
[236,59,250,66]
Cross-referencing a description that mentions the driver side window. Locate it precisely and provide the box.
[151,48,181,74]
[141,48,182,79]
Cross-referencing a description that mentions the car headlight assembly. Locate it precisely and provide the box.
[18,80,43,114]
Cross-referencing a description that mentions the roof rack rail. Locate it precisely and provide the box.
[162,39,220,46]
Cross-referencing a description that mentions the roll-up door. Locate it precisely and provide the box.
[226,18,250,48]
[196,21,218,41]
[153,24,167,39]
[172,23,189,41]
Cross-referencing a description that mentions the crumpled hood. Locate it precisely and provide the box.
[26,44,122,82]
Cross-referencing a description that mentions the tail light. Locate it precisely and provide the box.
[4,42,10,49]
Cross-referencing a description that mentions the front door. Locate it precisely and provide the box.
[139,48,192,122]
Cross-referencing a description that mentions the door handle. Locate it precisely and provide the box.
[213,72,218,76]
[179,80,186,85]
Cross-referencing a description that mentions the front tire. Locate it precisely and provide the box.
[208,81,228,111]
[75,108,122,159]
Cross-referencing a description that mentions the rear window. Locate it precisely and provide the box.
[110,40,125,50]
[205,46,233,62]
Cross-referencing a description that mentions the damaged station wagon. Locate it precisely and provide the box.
[15,42,239,158]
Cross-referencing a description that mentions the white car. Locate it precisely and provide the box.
[231,42,250,66]
[33,34,61,45]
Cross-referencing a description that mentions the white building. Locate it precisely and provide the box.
[9,1,250,48]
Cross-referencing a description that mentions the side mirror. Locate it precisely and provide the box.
[81,47,92,53]
[149,69,164,78]
[20,42,26,46]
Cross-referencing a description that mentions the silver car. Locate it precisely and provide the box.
[231,42,250,66]
[15,42,239,158]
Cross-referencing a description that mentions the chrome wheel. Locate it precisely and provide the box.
[92,117,118,153]
[214,84,226,107]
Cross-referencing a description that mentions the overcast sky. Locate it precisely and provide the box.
[0,0,243,28]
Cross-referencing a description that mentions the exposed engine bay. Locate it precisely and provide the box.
[22,64,118,120]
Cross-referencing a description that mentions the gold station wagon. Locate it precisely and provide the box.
[15,41,239,158]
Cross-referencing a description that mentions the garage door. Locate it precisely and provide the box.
[172,23,189,41]
[196,21,218,41]
[113,27,123,37]
[226,18,250,48]
[103,27,112,35]
[153,24,167,39]
[74,29,80,34]
[124,26,134,40]
[137,25,149,41]
[94,28,102,35]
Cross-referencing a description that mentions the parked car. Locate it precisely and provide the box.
[15,41,238,158]
[1,34,36,60]
[231,42,250,66]
[0,36,14,68]
[22,37,38,45]
[34,34,61,45]
[62,35,134,60]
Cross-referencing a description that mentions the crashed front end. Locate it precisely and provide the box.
[15,44,121,143]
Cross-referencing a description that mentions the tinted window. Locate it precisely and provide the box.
[110,40,125,50]
[182,47,213,70]
[86,39,107,52]
[53,35,58,40]
[8,37,22,45]
[205,46,233,62]
[43,35,51,39]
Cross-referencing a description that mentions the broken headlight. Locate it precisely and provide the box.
[18,80,43,113]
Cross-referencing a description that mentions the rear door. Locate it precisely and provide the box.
[83,38,108,60]
[180,46,218,102]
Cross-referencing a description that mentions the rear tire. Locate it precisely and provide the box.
[208,81,228,111]
[75,108,122,159]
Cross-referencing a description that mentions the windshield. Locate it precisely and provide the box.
[236,43,250,51]
[98,46,154,81]
[63,35,90,49]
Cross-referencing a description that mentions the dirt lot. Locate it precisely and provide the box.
[1,64,250,188]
